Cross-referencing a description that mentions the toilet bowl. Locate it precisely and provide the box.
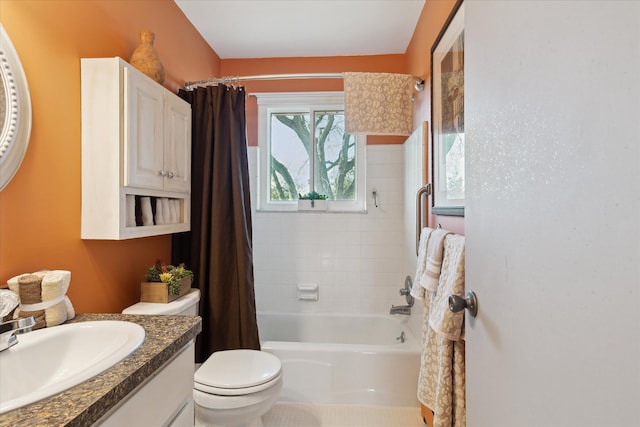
[123,289,282,427]
[193,349,282,427]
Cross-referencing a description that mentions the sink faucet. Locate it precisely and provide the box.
[389,305,411,315]
[0,316,36,351]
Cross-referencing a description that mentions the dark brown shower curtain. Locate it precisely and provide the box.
[172,85,260,363]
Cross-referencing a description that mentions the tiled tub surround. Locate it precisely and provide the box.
[250,145,409,316]
[0,313,201,427]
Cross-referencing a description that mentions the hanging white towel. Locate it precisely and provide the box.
[411,227,434,299]
[421,228,451,292]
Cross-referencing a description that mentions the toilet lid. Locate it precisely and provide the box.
[194,372,282,396]
[195,349,281,390]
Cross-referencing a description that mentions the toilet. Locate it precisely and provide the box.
[123,289,282,427]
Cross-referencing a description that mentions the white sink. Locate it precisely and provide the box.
[0,320,145,414]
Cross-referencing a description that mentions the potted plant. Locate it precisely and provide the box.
[297,191,328,211]
[140,260,194,303]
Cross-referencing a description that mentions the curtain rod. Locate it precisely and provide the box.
[183,73,424,90]
[184,73,342,90]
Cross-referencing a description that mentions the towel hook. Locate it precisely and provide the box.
[372,189,378,208]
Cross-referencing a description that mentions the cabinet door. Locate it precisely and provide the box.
[163,94,191,193]
[124,67,164,190]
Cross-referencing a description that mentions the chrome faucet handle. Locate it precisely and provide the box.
[0,316,36,351]
[401,276,415,307]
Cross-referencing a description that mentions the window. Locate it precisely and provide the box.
[256,92,366,212]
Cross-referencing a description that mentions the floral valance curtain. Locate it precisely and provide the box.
[343,72,415,135]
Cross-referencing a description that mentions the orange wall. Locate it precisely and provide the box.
[221,55,409,147]
[406,0,464,235]
[220,1,463,234]
[0,0,220,313]
[0,0,463,315]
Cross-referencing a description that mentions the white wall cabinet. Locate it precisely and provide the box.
[81,57,191,239]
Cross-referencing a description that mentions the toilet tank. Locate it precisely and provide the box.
[122,289,200,316]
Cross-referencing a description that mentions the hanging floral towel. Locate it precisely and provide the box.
[417,234,466,427]
[343,72,415,135]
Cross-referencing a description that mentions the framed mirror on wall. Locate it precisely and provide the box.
[431,0,465,216]
[0,23,32,192]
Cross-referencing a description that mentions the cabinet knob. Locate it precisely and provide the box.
[167,171,175,179]
[159,170,167,177]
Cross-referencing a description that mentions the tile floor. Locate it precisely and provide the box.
[263,402,424,427]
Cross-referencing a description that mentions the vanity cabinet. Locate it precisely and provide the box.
[81,57,191,240]
[95,342,195,427]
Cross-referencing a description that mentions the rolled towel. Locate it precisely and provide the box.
[161,198,172,224]
[14,274,46,330]
[41,270,75,326]
[41,270,71,301]
[168,199,177,224]
[64,297,76,320]
[172,199,182,223]
[141,197,154,226]
[9,270,75,329]
[126,195,136,227]
[154,198,165,225]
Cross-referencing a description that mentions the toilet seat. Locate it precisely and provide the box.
[194,349,282,396]
[194,372,282,396]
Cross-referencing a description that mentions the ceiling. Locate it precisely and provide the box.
[174,0,426,59]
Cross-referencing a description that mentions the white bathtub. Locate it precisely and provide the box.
[257,312,421,407]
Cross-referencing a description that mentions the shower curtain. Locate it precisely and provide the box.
[172,85,260,363]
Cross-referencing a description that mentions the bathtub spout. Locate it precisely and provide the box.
[390,305,411,315]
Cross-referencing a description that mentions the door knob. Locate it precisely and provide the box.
[448,291,478,317]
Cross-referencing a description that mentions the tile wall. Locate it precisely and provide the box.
[248,145,414,316]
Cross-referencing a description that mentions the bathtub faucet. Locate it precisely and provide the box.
[389,305,411,315]
[390,275,415,316]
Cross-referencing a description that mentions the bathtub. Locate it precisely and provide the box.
[257,312,421,407]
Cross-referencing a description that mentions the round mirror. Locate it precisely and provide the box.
[0,24,32,191]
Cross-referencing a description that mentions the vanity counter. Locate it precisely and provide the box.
[0,313,201,426]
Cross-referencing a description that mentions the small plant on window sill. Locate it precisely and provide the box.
[298,191,328,200]
[297,192,328,210]
[145,260,194,295]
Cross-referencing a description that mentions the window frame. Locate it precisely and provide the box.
[256,92,366,212]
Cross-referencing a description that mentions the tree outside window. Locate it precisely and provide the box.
[270,111,355,202]
[256,92,366,212]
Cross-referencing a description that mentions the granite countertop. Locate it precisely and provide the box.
[0,313,202,427]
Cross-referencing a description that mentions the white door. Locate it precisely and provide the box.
[465,2,639,426]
